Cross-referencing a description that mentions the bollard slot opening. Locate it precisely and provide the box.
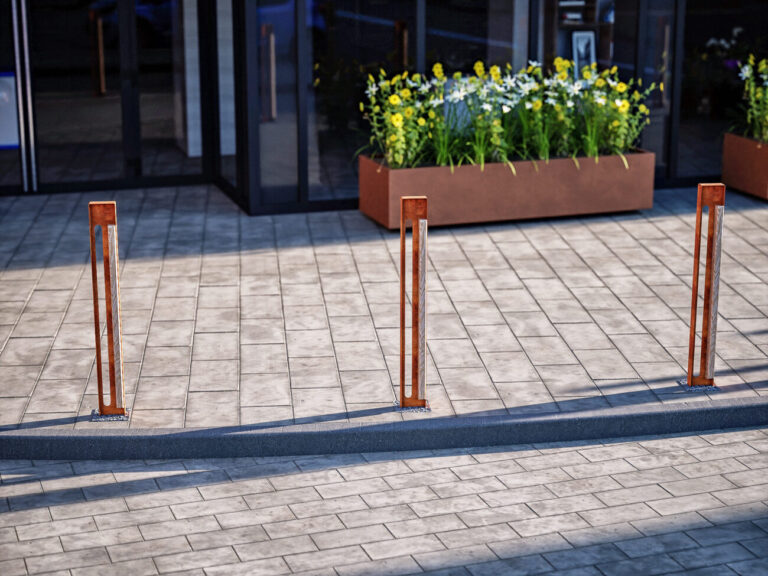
[93,224,111,408]
[403,218,414,399]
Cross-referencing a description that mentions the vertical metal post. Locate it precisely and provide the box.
[400,196,428,408]
[686,183,725,387]
[89,202,127,418]
[18,0,37,191]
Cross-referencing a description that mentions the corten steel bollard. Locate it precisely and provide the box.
[685,183,725,387]
[400,196,428,408]
[89,202,127,417]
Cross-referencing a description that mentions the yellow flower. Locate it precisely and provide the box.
[417,117,426,126]
[432,62,444,80]
[428,132,432,139]
[388,94,401,106]
[610,65,618,74]
[558,71,568,81]
[453,71,462,80]
[412,73,421,82]
[583,70,592,80]
[389,134,397,142]
[595,78,606,88]
[404,107,414,118]
[612,120,620,127]
[373,106,380,113]
[591,62,597,69]
[368,74,374,83]
[402,71,408,79]
[428,110,436,119]
[492,119,501,126]
[390,113,404,128]
[660,82,664,92]
[359,102,364,112]
[618,100,630,114]
[616,82,628,93]
[379,68,387,77]
[474,60,486,77]
[639,104,649,115]
[401,88,412,99]
[532,100,543,111]
[490,65,501,81]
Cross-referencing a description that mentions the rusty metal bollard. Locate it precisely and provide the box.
[89,202,128,419]
[685,183,725,387]
[400,196,428,408]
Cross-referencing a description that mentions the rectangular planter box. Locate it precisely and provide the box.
[359,151,655,229]
[722,133,768,200]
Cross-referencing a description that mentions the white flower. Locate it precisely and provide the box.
[595,96,606,106]
[528,60,541,68]
[614,98,623,107]
[566,100,574,108]
[481,103,492,112]
[740,65,752,80]
[502,105,511,114]
[525,101,533,109]
[546,97,557,106]
[365,84,378,98]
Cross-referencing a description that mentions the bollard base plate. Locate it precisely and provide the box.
[677,378,719,392]
[393,400,431,413]
[91,409,130,422]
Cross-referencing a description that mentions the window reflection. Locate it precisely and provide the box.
[307,1,416,201]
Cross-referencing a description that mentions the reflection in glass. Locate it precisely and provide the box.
[218,0,237,186]
[307,1,416,200]
[426,0,528,72]
[139,0,202,176]
[0,0,22,189]
[258,0,298,204]
[30,0,124,183]
[638,0,674,173]
[676,1,768,177]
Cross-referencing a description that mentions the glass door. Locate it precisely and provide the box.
[0,0,29,191]
[27,0,127,184]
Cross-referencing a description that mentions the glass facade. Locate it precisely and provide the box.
[1,0,767,213]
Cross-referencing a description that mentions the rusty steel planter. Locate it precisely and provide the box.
[359,151,655,229]
[722,133,768,201]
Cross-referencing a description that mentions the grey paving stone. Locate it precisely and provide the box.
[671,542,755,569]
[596,553,682,576]
[152,546,239,573]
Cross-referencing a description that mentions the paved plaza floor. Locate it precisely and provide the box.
[0,185,767,430]
[0,427,767,574]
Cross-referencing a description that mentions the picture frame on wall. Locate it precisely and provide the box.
[572,30,597,74]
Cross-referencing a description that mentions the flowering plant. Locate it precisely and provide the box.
[360,58,657,170]
[737,55,768,143]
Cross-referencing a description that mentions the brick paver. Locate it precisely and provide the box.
[0,427,766,574]
[0,186,767,429]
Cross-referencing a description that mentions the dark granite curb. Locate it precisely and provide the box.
[2,397,767,460]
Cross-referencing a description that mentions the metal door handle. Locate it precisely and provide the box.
[261,24,277,122]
